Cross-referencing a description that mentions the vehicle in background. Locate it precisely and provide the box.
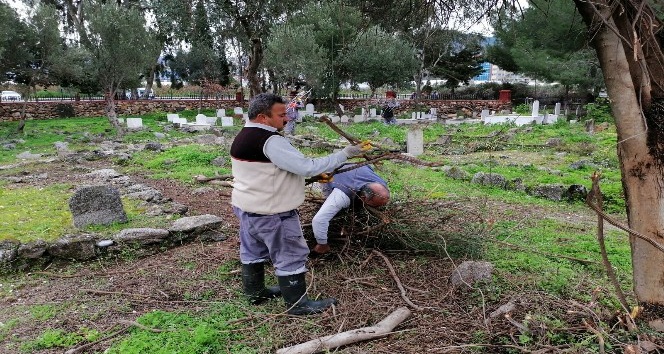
[125,88,155,99]
[1,90,22,102]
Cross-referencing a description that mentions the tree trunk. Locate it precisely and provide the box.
[246,38,263,98]
[104,90,125,137]
[574,0,664,305]
[145,65,155,98]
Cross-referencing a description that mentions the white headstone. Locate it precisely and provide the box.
[221,117,233,127]
[174,117,188,124]
[234,107,244,115]
[407,128,424,156]
[126,118,143,129]
[354,115,365,123]
[341,115,350,123]
[532,100,540,117]
[554,103,561,115]
[370,108,377,117]
[481,109,490,119]
[430,108,437,117]
[339,105,345,113]
[205,117,218,125]
[118,118,125,124]
[411,112,417,119]
[361,108,366,117]
[216,109,226,118]
[305,104,315,114]
[166,113,179,122]
[330,115,341,123]
[242,113,249,121]
[195,114,208,125]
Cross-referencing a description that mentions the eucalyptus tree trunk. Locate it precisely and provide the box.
[574,0,664,305]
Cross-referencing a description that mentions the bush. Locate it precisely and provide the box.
[583,98,613,123]
[54,103,75,118]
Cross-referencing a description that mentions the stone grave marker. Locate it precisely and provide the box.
[221,117,233,127]
[118,118,125,125]
[407,128,424,156]
[126,118,143,129]
[532,100,540,117]
[305,104,315,116]
[242,113,249,121]
[481,109,490,120]
[234,107,244,115]
[554,103,561,115]
[69,185,128,228]
[167,113,179,122]
[354,115,365,123]
[195,114,209,125]
[216,109,226,118]
[370,108,377,117]
[341,115,350,123]
[330,115,341,123]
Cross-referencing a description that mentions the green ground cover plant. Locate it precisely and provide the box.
[0,183,171,242]
[106,306,259,354]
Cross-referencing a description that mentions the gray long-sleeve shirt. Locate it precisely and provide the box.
[245,122,349,176]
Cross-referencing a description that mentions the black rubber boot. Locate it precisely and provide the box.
[277,273,338,315]
[241,263,281,305]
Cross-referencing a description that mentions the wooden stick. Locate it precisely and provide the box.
[64,325,130,354]
[276,307,411,354]
[371,250,424,311]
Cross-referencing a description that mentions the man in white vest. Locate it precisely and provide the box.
[230,93,368,315]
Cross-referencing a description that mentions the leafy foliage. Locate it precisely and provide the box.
[487,0,603,91]
[106,306,257,354]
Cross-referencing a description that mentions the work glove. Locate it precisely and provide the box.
[342,140,372,158]
[317,173,334,183]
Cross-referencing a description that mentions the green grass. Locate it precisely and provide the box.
[127,144,230,183]
[106,305,259,354]
[20,327,100,352]
[0,184,173,242]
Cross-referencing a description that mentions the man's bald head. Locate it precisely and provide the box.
[359,183,390,207]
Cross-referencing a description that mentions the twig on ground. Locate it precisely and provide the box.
[371,250,424,311]
[64,325,130,354]
[582,319,606,354]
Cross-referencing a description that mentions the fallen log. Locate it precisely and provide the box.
[275,307,411,354]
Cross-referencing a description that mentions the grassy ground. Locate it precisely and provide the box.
[0,112,641,353]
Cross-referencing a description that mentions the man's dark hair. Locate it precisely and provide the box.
[248,93,285,120]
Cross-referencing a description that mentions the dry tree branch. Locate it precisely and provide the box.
[371,250,425,311]
[275,307,412,354]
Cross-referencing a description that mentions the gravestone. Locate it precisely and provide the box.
[339,104,345,113]
[407,128,424,156]
[411,112,417,119]
[330,115,341,123]
[118,118,125,125]
[305,104,315,116]
[205,117,217,125]
[195,114,208,125]
[216,109,226,118]
[234,107,244,115]
[173,117,187,124]
[430,108,437,119]
[354,115,365,123]
[69,185,128,228]
[341,115,350,123]
[531,100,540,117]
[126,118,143,129]
[481,109,490,120]
[221,117,233,127]
[242,113,249,121]
[167,113,179,122]
[554,103,561,115]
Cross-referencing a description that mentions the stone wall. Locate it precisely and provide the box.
[0,99,511,122]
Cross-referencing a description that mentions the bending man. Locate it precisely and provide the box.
[311,165,390,255]
[230,93,367,315]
